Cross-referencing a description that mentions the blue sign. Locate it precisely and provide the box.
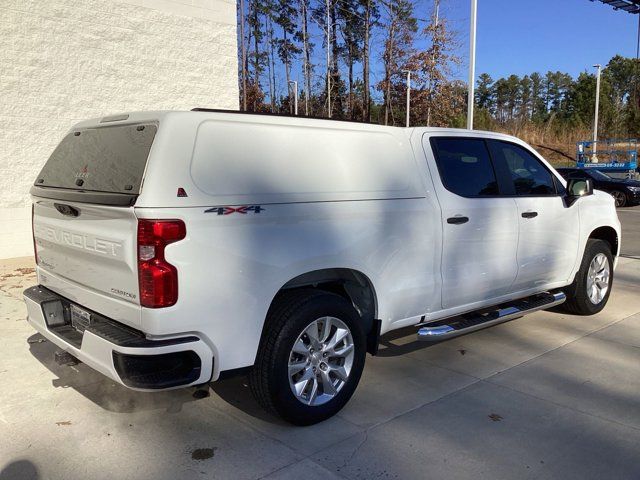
[576,161,637,170]
[576,139,637,171]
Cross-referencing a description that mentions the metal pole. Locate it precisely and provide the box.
[407,71,411,128]
[426,0,440,127]
[466,0,477,130]
[290,80,298,115]
[593,64,601,159]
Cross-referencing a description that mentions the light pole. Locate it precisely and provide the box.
[467,0,477,130]
[403,70,412,127]
[592,64,602,162]
[289,80,298,115]
[426,0,440,127]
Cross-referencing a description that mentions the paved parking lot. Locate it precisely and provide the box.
[618,204,640,258]
[1,211,640,480]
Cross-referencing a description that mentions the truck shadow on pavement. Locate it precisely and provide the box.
[26,333,202,415]
[209,376,290,424]
[26,331,284,424]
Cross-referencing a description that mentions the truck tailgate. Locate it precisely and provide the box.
[33,199,141,326]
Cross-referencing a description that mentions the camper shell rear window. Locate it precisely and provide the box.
[34,123,157,195]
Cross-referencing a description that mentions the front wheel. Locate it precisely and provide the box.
[561,239,613,315]
[610,190,627,208]
[249,289,366,425]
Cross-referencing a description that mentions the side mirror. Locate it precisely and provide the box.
[566,178,593,205]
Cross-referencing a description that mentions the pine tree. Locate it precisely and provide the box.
[519,75,532,120]
[338,0,366,119]
[475,73,494,111]
[247,0,267,111]
[311,0,344,117]
[299,0,314,116]
[530,72,546,122]
[266,5,277,112]
[362,0,378,121]
[407,2,462,127]
[234,3,638,144]
[274,0,302,114]
[238,0,248,110]
[378,0,416,125]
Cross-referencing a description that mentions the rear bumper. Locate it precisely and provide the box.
[23,285,214,391]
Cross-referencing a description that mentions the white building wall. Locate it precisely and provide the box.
[0,0,238,258]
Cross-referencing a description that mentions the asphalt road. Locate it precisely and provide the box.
[618,204,640,258]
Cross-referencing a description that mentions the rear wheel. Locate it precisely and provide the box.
[561,239,613,315]
[610,190,627,208]
[249,290,366,425]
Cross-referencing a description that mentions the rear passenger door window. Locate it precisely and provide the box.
[488,141,557,196]
[430,138,499,197]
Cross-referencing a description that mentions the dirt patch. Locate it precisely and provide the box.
[0,256,35,275]
[0,259,37,301]
[16,267,35,275]
[191,448,216,461]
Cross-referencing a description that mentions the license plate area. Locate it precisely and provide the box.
[70,304,92,333]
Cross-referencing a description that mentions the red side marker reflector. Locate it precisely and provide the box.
[177,188,188,197]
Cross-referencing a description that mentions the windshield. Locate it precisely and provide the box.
[35,123,157,194]
[588,170,613,181]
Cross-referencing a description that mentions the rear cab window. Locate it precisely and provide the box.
[429,137,499,197]
[32,123,157,205]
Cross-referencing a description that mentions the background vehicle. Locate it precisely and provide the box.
[557,167,640,207]
[24,110,621,425]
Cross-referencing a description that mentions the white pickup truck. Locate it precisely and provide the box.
[24,110,621,425]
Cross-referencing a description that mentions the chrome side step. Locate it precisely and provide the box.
[417,291,566,341]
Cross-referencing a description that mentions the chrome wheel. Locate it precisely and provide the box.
[611,191,626,208]
[288,316,355,406]
[586,253,610,305]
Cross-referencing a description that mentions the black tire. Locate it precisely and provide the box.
[249,289,367,425]
[561,239,614,315]
[610,190,627,208]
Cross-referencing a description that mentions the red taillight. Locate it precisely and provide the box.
[137,219,186,308]
[32,204,39,265]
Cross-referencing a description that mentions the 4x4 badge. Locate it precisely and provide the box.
[204,205,264,215]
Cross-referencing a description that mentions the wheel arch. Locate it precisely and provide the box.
[589,226,619,257]
[265,268,380,354]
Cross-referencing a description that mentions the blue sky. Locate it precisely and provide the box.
[268,0,639,101]
[450,0,640,79]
